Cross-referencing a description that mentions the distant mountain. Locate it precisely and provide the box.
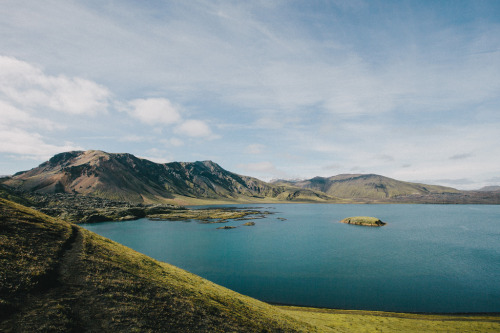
[478,185,500,192]
[272,174,460,201]
[3,150,335,204]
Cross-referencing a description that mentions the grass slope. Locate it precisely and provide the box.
[281,307,500,332]
[0,198,314,332]
[1,198,499,332]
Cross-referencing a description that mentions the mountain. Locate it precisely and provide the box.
[272,174,460,201]
[3,150,335,204]
[478,185,500,192]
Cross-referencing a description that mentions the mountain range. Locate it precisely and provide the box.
[2,150,499,205]
[2,150,333,204]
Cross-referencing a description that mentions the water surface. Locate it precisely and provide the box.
[82,204,500,313]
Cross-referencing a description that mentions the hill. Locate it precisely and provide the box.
[3,150,336,205]
[478,185,500,192]
[0,197,315,332]
[273,174,460,202]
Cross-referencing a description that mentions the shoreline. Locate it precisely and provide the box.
[271,302,500,317]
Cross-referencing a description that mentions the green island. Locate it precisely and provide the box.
[1,197,499,332]
[340,216,387,226]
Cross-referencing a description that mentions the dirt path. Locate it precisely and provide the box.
[59,226,85,285]
[0,226,87,332]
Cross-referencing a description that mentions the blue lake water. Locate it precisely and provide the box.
[81,204,500,313]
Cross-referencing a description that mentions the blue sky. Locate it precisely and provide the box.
[1,0,499,189]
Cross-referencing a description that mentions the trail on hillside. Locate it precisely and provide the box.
[0,226,90,332]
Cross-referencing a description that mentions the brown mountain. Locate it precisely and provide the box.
[478,185,500,192]
[3,150,335,204]
[272,174,460,201]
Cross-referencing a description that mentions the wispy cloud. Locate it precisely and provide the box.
[175,120,213,138]
[0,55,110,115]
[246,144,265,154]
[0,127,82,159]
[125,98,181,125]
[237,161,287,180]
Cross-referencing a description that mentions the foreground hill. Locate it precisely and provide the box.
[273,174,460,202]
[3,150,335,204]
[2,198,499,332]
[0,198,315,332]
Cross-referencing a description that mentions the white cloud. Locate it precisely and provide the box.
[237,161,287,180]
[0,55,110,115]
[161,138,184,147]
[126,98,181,125]
[0,126,82,159]
[240,161,277,173]
[139,148,171,164]
[175,120,213,138]
[0,100,63,130]
[247,144,265,154]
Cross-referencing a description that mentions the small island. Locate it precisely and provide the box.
[242,222,255,226]
[340,216,387,227]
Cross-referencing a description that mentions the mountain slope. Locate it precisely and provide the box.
[4,150,336,204]
[274,174,460,201]
[478,185,500,192]
[0,198,316,332]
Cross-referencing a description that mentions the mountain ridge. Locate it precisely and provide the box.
[3,150,499,204]
[3,150,336,204]
[272,173,460,200]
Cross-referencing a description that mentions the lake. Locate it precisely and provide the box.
[81,204,500,313]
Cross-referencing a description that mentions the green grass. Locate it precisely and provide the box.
[280,306,500,332]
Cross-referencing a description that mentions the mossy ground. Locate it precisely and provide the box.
[280,306,500,332]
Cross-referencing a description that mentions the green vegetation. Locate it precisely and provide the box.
[280,306,500,332]
[340,216,387,226]
[1,198,499,332]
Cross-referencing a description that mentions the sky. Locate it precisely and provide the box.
[1,0,499,190]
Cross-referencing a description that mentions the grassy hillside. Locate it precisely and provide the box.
[1,198,498,332]
[0,198,315,332]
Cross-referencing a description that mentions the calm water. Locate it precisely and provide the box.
[81,204,500,313]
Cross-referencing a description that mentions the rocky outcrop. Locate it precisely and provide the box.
[242,222,255,226]
[340,216,386,227]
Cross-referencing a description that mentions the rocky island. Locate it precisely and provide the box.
[340,216,387,227]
